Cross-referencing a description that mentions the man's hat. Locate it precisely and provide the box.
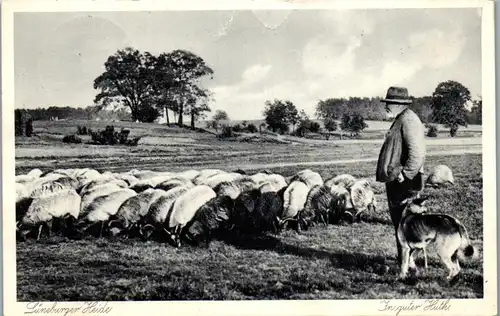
[381,86,412,104]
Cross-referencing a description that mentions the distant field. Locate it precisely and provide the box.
[15,120,482,174]
[15,120,483,300]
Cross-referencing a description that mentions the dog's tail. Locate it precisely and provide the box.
[455,218,477,259]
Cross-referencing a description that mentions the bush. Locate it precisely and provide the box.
[218,125,234,139]
[232,124,243,133]
[62,134,82,144]
[426,124,438,137]
[77,125,92,135]
[308,121,321,133]
[90,125,137,146]
[246,123,258,133]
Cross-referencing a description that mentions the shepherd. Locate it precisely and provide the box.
[376,86,426,272]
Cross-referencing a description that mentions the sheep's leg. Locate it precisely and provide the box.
[424,247,428,270]
[99,221,105,238]
[45,220,53,238]
[36,224,44,241]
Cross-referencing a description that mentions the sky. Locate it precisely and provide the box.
[14,8,482,120]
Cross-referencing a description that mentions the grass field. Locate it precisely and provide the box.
[15,120,483,301]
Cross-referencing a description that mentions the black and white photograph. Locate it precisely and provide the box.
[2,0,497,315]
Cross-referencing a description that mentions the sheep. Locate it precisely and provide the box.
[426,165,455,187]
[347,179,377,222]
[107,188,166,237]
[193,169,226,184]
[232,169,247,175]
[280,180,310,232]
[184,195,234,247]
[140,185,193,240]
[176,169,200,181]
[16,168,43,184]
[213,178,257,199]
[76,188,137,237]
[17,189,81,240]
[155,178,195,192]
[324,174,356,189]
[231,187,284,235]
[165,185,217,247]
[133,171,173,181]
[301,185,338,229]
[129,181,155,193]
[329,184,355,224]
[249,172,270,185]
[79,178,128,196]
[79,183,127,217]
[199,173,245,189]
[290,169,323,188]
[29,176,80,199]
[115,174,139,187]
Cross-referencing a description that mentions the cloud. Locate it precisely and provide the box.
[241,64,272,86]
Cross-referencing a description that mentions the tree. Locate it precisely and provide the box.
[468,97,482,125]
[94,47,162,122]
[161,50,214,125]
[323,117,337,140]
[213,110,229,122]
[262,99,298,134]
[431,80,471,137]
[341,113,367,137]
[316,98,346,120]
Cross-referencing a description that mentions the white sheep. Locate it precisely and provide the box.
[79,183,126,217]
[426,165,455,187]
[193,169,226,184]
[199,173,245,189]
[324,174,357,189]
[348,179,377,222]
[78,188,137,237]
[155,178,195,192]
[291,169,323,188]
[29,177,80,199]
[166,185,217,247]
[140,185,194,239]
[79,178,128,196]
[16,168,43,184]
[17,189,81,240]
[176,169,201,181]
[281,180,310,231]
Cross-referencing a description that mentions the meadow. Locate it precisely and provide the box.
[15,120,483,301]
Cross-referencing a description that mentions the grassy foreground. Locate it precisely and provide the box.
[16,154,483,301]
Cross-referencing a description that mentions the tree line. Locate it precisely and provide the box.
[254,80,482,137]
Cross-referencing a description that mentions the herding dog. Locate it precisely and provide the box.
[397,196,476,280]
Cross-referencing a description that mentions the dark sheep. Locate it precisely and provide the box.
[184,195,234,247]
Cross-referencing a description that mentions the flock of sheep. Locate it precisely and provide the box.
[15,166,382,247]
[15,164,455,248]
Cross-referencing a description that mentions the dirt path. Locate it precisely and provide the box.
[227,147,482,171]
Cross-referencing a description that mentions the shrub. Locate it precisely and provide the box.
[308,121,321,133]
[426,124,438,137]
[232,124,243,133]
[62,134,82,144]
[77,125,92,135]
[218,125,234,139]
[246,123,258,133]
